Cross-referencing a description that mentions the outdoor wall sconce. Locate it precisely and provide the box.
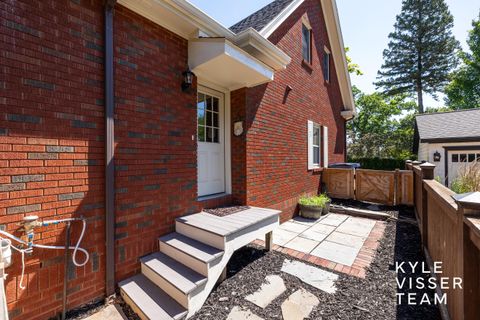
[433,151,441,162]
[182,68,195,91]
[234,121,244,136]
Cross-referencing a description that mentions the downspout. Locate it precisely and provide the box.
[104,0,116,297]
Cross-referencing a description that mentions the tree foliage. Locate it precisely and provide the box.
[375,0,459,113]
[445,12,480,109]
[345,47,363,76]
[347,87,417,159]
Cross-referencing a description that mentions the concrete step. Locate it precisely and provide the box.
[140,252,207,309]
[159,232,224,277]
[119,274,187,320]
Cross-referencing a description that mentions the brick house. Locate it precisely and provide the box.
[0,0,355,318]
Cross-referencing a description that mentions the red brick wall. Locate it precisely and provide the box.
[0,0,105,319]
[112,5,198,281]
[235,0,346,221]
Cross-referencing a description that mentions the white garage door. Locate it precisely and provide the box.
[448,151,480,187]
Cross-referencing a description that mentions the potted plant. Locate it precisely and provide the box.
[298,194,331,219]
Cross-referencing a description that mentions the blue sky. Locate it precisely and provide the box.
[189,0,479,109]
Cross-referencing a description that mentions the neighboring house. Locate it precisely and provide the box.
[0,0,354,318]
[415,109,480,186]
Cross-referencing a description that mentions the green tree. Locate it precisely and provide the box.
[445,12,480,109]
[375,0,459,113]
[345,47,363,76]
[347,87,417,159]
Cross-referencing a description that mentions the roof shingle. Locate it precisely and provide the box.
[416,109,480,142]
[229,0,295,34]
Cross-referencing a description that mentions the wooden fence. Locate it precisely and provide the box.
[322,168,413,206]
[407,161,480,320]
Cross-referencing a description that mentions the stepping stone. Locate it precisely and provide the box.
[245,275,286,308]
[227,306,264,320]
[281,259,338,293]
[281,289,319,320]
[284,236,319,253]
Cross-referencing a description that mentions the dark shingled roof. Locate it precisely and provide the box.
[229,0,295,33]
[416,108,480,142]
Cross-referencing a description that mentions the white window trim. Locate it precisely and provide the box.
[307,120,321,170]
[302,23,312,64]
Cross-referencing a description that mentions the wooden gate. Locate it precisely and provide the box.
[322,168,414,206]
[322,168,354,199]
[356,169,396,205]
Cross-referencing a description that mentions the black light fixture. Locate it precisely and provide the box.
[182,68,195,91]
[433,151,441,162]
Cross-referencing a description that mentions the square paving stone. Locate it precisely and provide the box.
[325,231,365,249]
[278,221,310,234]
[336,217,375,237]
[308,223,336,235]
[291,216,322,226]
[270,229,299,246]
[281,289,319,320]
[299,229,329,242]
[284,236,320,253]
[310,240,361,266]
[318,213,349,227]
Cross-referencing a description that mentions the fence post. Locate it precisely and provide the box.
[405,159,412,170]
[454,192,480,319]
[419,162,435,249]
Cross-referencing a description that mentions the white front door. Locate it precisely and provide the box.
[197,88,225,197]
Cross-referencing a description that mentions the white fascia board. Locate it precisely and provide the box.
[260,0,305,38]
[321,0,355,114]
[235,28,291,71]
[223,41,275,81]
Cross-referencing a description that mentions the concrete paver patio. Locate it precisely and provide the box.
[255,213,387,278]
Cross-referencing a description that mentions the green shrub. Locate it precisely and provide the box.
[298,194,331,207]
[347,157,408,171]
[451,162,480,193]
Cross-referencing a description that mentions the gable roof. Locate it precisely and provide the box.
[230,0,355,118]
[416,109,480,143]
[229,0,295,33]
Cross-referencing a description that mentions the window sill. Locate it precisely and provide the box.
[302,59,313,71]
[309,167,323,174]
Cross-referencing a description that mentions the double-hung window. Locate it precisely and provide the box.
[302,24,312,64]
[307,120,328,170]
[323,49,331,82]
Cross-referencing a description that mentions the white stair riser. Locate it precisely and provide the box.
[175,221,225,250]
[159,241,210,277]
[141,263,190,309]
[120,289,150,320]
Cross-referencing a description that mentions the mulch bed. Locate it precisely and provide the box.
[204,206,250,217]
[76,206,440,319]
[191,206,441,320]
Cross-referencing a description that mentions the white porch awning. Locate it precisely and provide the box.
[188,38,275,90]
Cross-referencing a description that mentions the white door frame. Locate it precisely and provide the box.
[197,79,232,197]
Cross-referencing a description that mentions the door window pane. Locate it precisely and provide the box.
[213,128,219,143]
[460,154,467,162]
[206,111,213,126]
[452,154,458,162]
[468,154,476,162]
[198,125,205,142]
[197,108,205,126]
[206,127,213,142]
